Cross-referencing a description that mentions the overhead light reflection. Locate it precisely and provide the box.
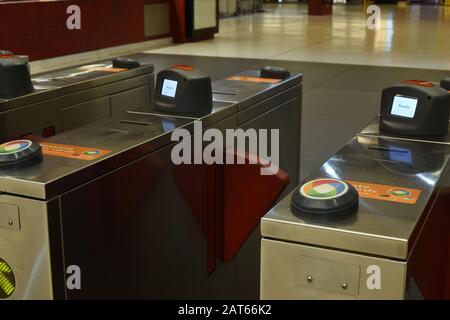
[323,162,340,180]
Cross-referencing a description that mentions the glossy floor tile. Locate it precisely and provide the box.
[147,3,450,70]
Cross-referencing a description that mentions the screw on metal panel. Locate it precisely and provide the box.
[8,219,13,226]
[306,276,313,283]
[342,283,348,290]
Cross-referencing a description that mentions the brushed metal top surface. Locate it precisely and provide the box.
[262,121,450,260]
[212,71,302,110]
[360,116,450,145]
[2,63,154,109]
[0,111,194,200]
[0,68,301,199]
[129,70,302,126]
[0,99,236,200]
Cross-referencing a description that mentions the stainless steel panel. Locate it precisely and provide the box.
[360,116,450,145]
[60,74,153,108]
[4,64,153,110]
[0,64,304,299]
[0,194,54,300]
[53,65,154,96]
[237,86,300,125]
[27,64,154,103]
[261,239,407,300]
[59,143,205,299]
[213,71,302,111]
[2,64,154,141]
[59,114,240,299]
[7,97,62,139]
[0,113,193,199]
[262,135,450,259]
[0,203,20,231]
[110,85,151,115]
[62,96,111,131]
[129,100,237,128]
[0,66,301,200]
[241,96,301,196]
[296,255,360,296]
[271,96,301,192]
[6,87,61,110]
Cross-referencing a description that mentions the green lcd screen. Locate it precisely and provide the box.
[0,258,15,299]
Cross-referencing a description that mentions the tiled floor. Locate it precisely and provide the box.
[141,3,450,180]
[147,3,450,70]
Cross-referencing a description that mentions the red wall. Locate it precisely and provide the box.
[0,0,178,61]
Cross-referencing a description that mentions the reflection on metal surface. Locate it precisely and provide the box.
[0,65,303,299]
[323,162,340,180]
[261,116,450,299]
[416,173,438,186]
[263,132,450,259]
[360,116,450,145]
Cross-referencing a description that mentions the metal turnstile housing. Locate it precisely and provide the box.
[261,117,450,300]
[0,67,303,299]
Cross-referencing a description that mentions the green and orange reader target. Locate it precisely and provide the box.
[292,178,359,216]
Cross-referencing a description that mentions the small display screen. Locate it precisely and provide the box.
[391,95,418,119]
[161,79,178,98]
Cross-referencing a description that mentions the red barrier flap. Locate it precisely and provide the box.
[220,151,289,263]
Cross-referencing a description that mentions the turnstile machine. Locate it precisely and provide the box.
[0,66,302,299]
[0,58,154,142]
[261,81,450,299]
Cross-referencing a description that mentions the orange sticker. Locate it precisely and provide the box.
[92,67,127,73]
[40,142,111,161]
[347,180,421,205]
[226,76,281,84]
[173,65,195,71]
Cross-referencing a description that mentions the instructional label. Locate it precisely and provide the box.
[346,180,421,205]
[226,76,281,84]
[40,142,111,161]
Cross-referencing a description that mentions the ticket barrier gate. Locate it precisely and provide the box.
[261,81,450,299]
[0,67,302,299]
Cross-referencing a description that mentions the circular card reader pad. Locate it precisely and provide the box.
[292,178,359,217]
[0,140,42,168]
